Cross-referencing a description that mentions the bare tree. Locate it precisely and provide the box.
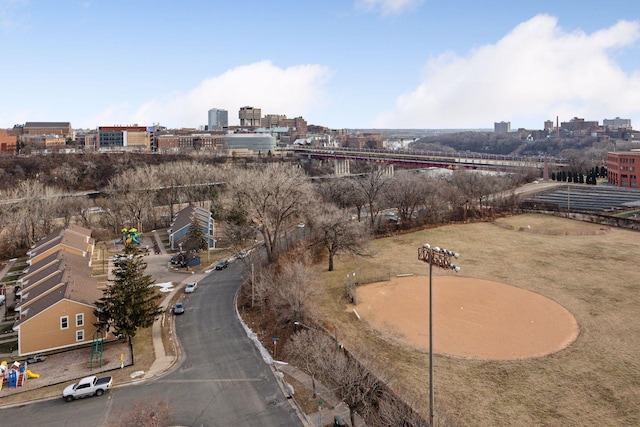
[15,179,62,244]
[422,178,449,224]
[377,390,431,427]
[286,328,335,398]
[271,260,319,324]
[384,171,430,225]
[324,350,388,427]
[155,161,192,220]
[52,162,79,191]
[224,163,314,263]
[316,177,368,222]
[312,204,370,271]
[448,170,486,213]
[103,165,157,232]
[353,164,391,229]
[0,189,25,257]
[252,256,318,325]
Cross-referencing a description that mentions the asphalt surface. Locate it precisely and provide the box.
[0,243,304,426]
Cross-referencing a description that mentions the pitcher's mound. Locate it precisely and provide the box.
[354,276,578,360]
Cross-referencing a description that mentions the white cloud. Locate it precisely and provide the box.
[93,60,332,128]
[373,15,640,129]
[355,0,423,16]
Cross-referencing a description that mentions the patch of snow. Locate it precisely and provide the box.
[155,282,174,292]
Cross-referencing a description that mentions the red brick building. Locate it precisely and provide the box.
[607,151,640,188]
[0,129,17,154]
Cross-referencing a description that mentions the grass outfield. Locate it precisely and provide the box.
[313,213,640,426]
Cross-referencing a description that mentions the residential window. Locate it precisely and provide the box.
[76,330,84,342]
[60,316,68,329]
[76,313,84,327]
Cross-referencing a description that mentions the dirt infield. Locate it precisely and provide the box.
[354,276,578,360]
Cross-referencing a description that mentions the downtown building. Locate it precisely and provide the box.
[97,125,150,151]
[208,108,228,130]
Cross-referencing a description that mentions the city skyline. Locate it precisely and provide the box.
[1,0,639,130]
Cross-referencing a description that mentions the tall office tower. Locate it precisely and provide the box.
[239,106,261,127]
[208,108,228,130]
[494,121,511,134]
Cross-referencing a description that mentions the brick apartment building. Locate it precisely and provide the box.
[0,129,17,153]
[607,151,640,188]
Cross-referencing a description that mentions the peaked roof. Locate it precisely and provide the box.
[171,204,211,234]
[15,225,101,329]
[28,225,94,259]
[14,250,102,327]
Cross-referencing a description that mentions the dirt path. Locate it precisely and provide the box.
[354,276,578,360]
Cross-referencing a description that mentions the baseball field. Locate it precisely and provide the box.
[315,213,640,426]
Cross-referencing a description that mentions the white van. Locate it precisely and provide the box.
[0,294,5,305]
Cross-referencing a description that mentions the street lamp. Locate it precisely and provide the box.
[418,243,460,426]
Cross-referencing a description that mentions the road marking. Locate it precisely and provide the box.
[157,378,265,383]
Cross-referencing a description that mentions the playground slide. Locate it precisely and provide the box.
[26,370,39,379]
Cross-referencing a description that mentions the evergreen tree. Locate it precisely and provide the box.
[94,253,163,340]
[185,215,207,253]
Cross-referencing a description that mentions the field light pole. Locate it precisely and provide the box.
[418,243,460,426]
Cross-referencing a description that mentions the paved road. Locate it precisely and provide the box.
[0,261,302,427]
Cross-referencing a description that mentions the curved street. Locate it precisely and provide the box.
[0,260,303,427]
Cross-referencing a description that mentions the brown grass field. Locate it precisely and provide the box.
[313,213,640,427]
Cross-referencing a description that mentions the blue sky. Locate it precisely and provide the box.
[1,0,639,130]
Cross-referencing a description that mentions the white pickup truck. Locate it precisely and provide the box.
[62,375,113,402]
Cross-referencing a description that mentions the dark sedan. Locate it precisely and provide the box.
[25,354,48,364]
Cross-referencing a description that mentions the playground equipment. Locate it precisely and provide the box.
[0,361,28,389]
[26,369,39,379]
[0,359,42,391]
[116,227,143,246]
[91,331,104,369]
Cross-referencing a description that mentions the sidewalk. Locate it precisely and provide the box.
[277,363,365,427]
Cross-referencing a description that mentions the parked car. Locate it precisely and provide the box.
[238,251,248,259]
[25,354,47,364]
[62,375,113,402]
[215,259,229,270]
[185,282,198,293]
[174,302,185,314]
